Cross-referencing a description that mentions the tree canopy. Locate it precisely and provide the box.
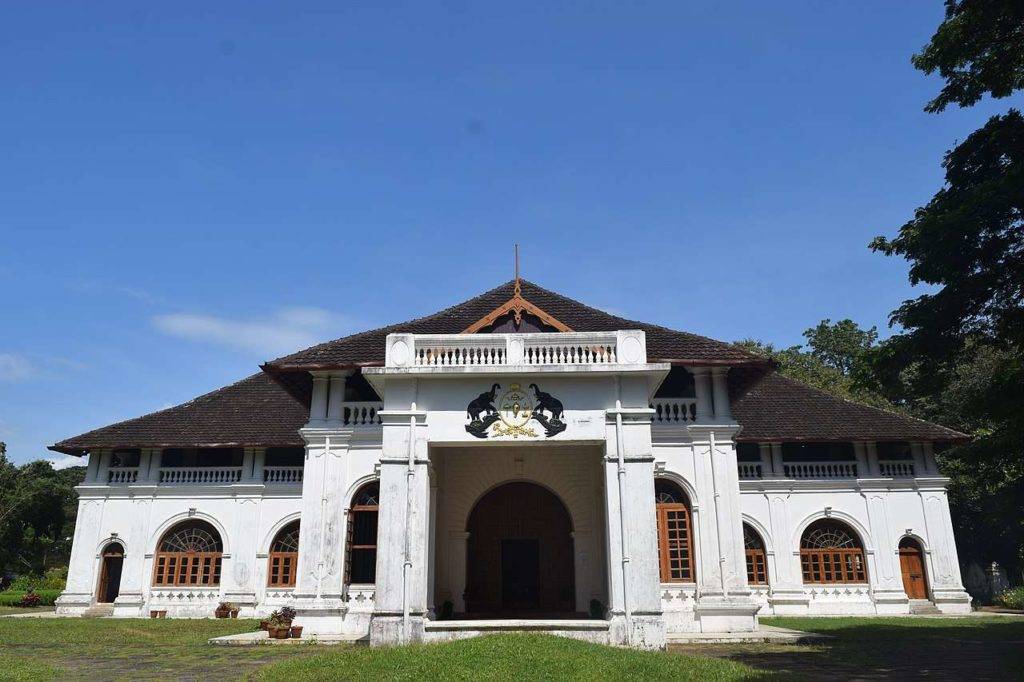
[913,0,1024,112]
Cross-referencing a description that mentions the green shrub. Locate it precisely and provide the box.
[8,568,68,593]
[0,589,60,607]
[995,586,1024,610]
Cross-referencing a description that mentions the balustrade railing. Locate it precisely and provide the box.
[342,402,382,426]
[264,466,303,484]
[783,461,858,479]
[651,398,698,424]
[107,467,139,484]
[387,331,645,368]
[738,463,763,479]
[159,467,242,485]
[878,460,915,478]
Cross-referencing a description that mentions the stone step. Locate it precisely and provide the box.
[909,600,941,615]
[81,604,114,618]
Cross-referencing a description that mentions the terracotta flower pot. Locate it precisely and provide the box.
[215,609,229,619]
[230,609,239,618]
[268,625,289,640]
[289,626,303,639]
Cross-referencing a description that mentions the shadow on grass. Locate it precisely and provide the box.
[675,617,1024,680]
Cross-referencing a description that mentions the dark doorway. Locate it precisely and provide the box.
[97,543,124,603]
[501,539,540,609]
[465,481,575,616]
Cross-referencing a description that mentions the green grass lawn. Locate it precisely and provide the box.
[0,616,1021,680]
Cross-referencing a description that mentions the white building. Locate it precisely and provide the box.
[53,279,972,648]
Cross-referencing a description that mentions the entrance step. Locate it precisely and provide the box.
[81,604,114,618]
[909,600,942,615]
[424,618,610,644]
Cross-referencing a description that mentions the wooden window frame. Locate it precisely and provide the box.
[799,522,867,584]
[151,522,223,588]
[743,525,768,586]
[344,483,379,586]
[655,483,695,583]
[267,522,300,588]
[152,552,222,587]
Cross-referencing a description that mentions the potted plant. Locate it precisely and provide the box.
[289,624,303,639]
[279,606,297,624]
[267,610,290,639]
[214,601,232,619]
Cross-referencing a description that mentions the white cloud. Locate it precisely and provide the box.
[45,454,87,470]
[0,354,35,381]
[152,307,355,357]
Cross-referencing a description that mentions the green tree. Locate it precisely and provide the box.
[870,0,1024,580]
[912,0,1024,112]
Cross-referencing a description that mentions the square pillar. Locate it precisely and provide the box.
[687,425,759,632]
[370,381,429,646]
[292,430,352,635]
[603,377,665,650]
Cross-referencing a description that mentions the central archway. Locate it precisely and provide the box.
[465,481,575,616]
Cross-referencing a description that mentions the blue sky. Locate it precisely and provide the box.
[2,3,1020,466]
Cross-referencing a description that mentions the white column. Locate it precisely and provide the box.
[146,448,161,481]
[710,367,732,421]
[242,448,256,482]
[602,375,664,649]
[95,450,111,485]
[692,368,713,422]
[292,431,351,634]
[866,441,881,477]
[770,443,784,477]
[853,442,869,477]
[910,442,927,475]
[688,425,759,632]
[85,450,101,483]
[252,448,266,483]
[327,373,347,422]
[309,374,329,423]
[371,379,429,646]
[758,443,774,477]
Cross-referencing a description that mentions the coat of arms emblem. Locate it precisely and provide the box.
[465,382,566,439]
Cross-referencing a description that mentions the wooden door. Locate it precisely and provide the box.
[899,539,928,599]
[97,545,124,603]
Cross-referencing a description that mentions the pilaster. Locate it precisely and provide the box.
[370,381,430,646]
[686,424,759,631]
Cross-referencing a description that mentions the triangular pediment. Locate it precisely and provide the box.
[461,280,572,334]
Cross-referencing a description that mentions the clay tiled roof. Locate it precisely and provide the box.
[731,370,968,443]
[51,280,967,454]
[49,373,307,455]
[264,279,764,369]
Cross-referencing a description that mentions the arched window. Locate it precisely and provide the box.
[654,479,695,583]
[153,520,223,587]
[743,524,768,585]
[800,520,866,584]
[268,521,300,588]
[345,482,379,585]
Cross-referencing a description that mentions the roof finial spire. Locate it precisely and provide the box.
[514,243,521,297]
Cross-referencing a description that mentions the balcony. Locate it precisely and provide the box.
[107,467,139,484]
[264,466,303,484]
[878,460,915,477]
[381,330,652,371]
[783,461,858,479]
[159,466,243,485]
[650,398,698,424]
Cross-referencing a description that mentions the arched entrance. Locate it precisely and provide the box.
[465,481,575,616]
[96,543,124,603]
[899,537,929,599]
